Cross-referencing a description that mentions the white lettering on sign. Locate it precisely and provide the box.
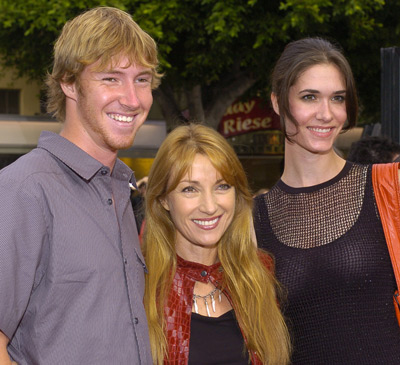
[224,100,256,116]
[222,117,272,136]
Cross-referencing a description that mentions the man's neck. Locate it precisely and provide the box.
[59,124,117,171]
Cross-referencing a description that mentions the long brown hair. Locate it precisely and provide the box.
[143,123,291,364]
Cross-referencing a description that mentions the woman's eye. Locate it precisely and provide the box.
[103,77,117,82]
[182,186,196,193]
[332,95,345,102]
[217,183,231,191]
[302,94,315,101]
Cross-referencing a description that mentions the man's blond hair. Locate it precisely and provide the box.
[46,7,161,121]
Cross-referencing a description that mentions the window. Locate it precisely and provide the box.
[0,89,20,114]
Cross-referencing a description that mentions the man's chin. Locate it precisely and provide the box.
[112,137,135,151]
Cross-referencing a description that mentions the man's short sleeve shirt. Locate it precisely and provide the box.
[0,131,152,364]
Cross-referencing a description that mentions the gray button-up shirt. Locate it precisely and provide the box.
[0,131,152,364]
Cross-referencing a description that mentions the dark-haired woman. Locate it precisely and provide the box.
[254,37,400,363]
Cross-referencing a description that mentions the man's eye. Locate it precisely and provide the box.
[103,77,117,82]
[136,77,152,84]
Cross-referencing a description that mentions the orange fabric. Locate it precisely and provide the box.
[372,162,400,326]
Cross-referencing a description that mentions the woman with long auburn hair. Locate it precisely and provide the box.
[142,123,291,364]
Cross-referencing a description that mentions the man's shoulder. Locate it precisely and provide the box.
[0,147,58,183]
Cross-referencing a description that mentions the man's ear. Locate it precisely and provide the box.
[60,80,78,102]
[271,92,280,116]
[160,197,170,211]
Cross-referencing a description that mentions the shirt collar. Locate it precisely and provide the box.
[37,131,135,183]
[176,255,223,283]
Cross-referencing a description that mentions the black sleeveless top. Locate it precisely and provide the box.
[254,162,400,364]
[188,310,249,364]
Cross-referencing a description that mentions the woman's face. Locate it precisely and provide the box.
[161,154,236,261]
[274,63,347,155]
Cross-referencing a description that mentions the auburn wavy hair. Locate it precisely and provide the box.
[142,123,291,364]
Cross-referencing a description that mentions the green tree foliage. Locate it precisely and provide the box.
[0,0,398,127]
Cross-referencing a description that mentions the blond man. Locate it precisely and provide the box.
[0,7,161,364]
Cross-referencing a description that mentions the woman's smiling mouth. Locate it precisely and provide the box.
[192,216,221,229]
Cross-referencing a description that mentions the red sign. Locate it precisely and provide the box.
[218,97,281,138]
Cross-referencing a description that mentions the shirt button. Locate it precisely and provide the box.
[124,258,127,264]
[101,169,107,175]
[134,317,139,324]
[107,198,113,205]
[200,270,207,277]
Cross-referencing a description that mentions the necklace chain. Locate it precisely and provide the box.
[193,287,222,317]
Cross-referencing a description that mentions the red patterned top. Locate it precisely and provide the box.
[164,255,262,364]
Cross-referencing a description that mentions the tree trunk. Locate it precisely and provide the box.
[186,85,205,122]
[153,84,188,128]
[205,73,258,129]
[154,73,258,131]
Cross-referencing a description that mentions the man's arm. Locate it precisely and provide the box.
[0,331,14,365]
[0,174,46,365]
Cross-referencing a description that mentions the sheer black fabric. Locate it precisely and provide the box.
[254,162,400,364]
[188,310,248,365]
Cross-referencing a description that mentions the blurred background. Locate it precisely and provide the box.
[1,0,400,192]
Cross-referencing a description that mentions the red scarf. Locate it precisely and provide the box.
[164,255,262,364]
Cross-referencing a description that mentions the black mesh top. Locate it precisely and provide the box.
[254,162,400,364]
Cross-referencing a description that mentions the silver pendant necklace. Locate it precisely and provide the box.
[193,287,222,317]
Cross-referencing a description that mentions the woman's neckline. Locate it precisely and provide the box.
[277,161,352,194]
[191,309,234,320]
